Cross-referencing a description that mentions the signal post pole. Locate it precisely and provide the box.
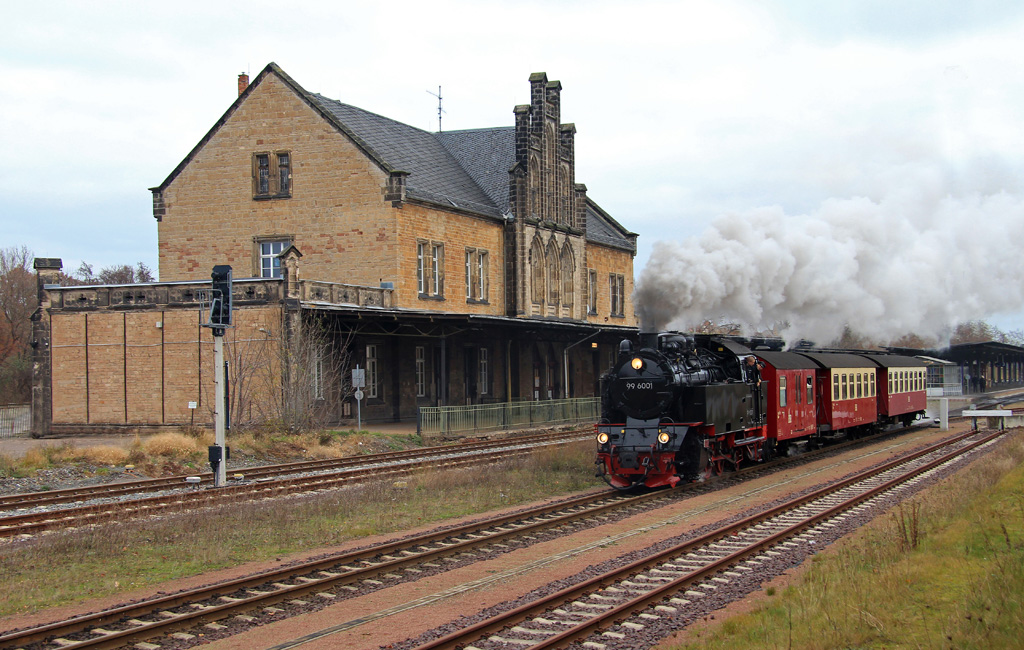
[207,265,232,488]
[212,329,227,487]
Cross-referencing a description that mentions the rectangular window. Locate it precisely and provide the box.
[464,248,489,302]
[477,250,488,300]
[780,376,788,408]
[870,373,875,397]
[857,373,863,398]
[609,273,625,317]
[252,151,292,198]
[795,375,802,404]
[418,241,444,298]
[259,240,288,278]
[256,154,270,195]
[833,374,840,401]
[431,243,444,296]
[588,269,598,314]
[478,348,489,395]
[842,374,848,400]
[366,344,378,399]
[277,153,290,195]
[415,346,426,397]
[807,376,814,404]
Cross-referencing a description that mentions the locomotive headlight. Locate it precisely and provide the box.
[630,357,644,371]
[597,432,610,444]
[658,432,671,445]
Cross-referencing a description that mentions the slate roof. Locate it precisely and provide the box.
[314,95,635,253]
[153,62,635,253]
[310,95,505,218]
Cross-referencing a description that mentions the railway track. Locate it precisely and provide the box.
[0,424,977,650]
[0,429,590,539]
[406,428,1003,650]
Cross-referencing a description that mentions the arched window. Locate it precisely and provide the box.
[560,245,574,308]
[546,241,559,305]
[530,238,545,304]
[529,156,540,218]
[558,166,570,227]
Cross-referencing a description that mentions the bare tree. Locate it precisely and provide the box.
[61,261,155,285]
[0,246,36,402]
[222,314,355,433]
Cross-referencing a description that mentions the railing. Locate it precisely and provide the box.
[0,404,31,439]
[300,280,394,308]
[418,397,601,437]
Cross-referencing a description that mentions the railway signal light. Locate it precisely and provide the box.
[210,265,233,328]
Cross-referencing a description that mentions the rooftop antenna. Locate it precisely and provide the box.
[426,85,445,132]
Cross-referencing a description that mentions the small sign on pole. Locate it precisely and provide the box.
[352,365,365,431]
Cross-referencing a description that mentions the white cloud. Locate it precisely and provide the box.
[3,0,1024,333]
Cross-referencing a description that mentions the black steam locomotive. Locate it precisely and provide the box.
[596,332,767,489]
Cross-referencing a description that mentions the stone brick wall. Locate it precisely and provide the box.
[156,72,399,289]
[395,202,505,314]
[38,278,286,435]
[585,244,637,328]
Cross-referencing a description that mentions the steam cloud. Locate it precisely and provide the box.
[634,190,1024,345]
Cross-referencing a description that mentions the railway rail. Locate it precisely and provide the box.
[407,427,1003,650]
[0,422,963,650]
[0,429,590,539]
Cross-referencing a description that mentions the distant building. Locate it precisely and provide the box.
[33,64,638,435]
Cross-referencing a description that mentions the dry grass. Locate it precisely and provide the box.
[139,432,203,458]
[666,429,1024,650]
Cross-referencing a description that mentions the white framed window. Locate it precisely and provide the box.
[779,376,787,407]
[465,248,489,302]
[417,241,444,298]
[431,244,442,295]
[477,250,488,300]
[366,344,378,399]
[478,348,489,395]
[415,346,426,397]
[258,239,289,278]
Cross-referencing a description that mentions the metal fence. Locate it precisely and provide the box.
[418,397,600,437]
[0,404,31,439]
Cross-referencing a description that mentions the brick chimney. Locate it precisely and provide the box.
[238,72,249,96]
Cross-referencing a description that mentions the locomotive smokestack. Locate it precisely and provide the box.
[639,315,658,351]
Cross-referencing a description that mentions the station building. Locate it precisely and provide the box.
[31,63,639,435]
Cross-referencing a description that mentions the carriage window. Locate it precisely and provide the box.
[807,376,814,404]
[833,374,840,401]
[888,371,894,394]
[780,376,788,407]
[842,374,848,400]
[870,373,875,397]
[856,373,863,398]
[795,375,802,404]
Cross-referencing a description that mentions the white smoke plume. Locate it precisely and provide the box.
[634,190,1024,345]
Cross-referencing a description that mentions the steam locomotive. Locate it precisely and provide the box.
[595,332,927,489]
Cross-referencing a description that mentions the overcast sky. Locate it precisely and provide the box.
[3,1,1024,336]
